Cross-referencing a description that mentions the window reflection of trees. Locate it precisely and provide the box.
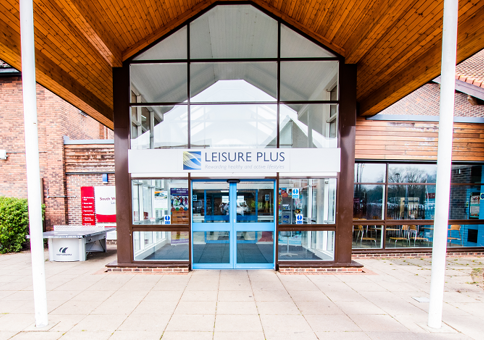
[353,185,384,220]
[388,165,436,183]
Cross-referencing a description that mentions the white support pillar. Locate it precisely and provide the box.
[19,0,48,327]
[428,0,459,329]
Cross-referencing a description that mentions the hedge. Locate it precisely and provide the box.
[0,196,45,254]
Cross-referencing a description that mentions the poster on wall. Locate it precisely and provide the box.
[154,190,168,209]
[470,193,480,219]
[94,186,116,225]
[81,186,96,226]
[170,188,189,211]
[170,188,189,224]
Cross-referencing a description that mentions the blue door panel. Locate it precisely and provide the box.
[191,180,276,270]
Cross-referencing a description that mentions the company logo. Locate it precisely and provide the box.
[183,151,202,170]
[59,247,69,254]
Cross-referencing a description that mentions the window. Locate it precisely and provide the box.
[278,231,335,261]
[133,231,189,261]
[130,106,188,149]
[279,178,336,225]
[132,179,189,225]
[129,4,339,150]
[354,162,484,250]
[280,104,338,148]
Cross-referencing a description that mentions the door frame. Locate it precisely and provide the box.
[191,179,276,270]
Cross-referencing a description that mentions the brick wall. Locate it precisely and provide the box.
[381,83,484,117]
[66,174,116,225]
[0,76,113,230]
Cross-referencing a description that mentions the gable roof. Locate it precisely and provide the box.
[375,48,484,119]
[1,1,484,127]
[455,49,484,88]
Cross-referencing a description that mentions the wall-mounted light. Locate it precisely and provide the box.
[102,174,109,183]
[0,150,7,160]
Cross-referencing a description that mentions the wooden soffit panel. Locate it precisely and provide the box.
[1,0,484,127]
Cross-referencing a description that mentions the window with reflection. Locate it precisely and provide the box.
[134,27,187,60]
[236,182,274,223]
[190,63,277,102]
[130,63,187,103]
[132,179,189,225]
[190,5,278,59]
[354,163,386,183]
[387,185,435,220]
[191,104,277,148]
[279,178,336,225]
[451,165,484,183]
[353,185,384,220]
[449,185,483,220]
[130,105,188,149]
[280,24,335,58]
[388,164,437,183]
[133,231,189,261]
[353,161,484,250]
[278,231,334,261]
[448,224,484,247]
[129,4,339,150]
[280,104,338,148]
[192,182,230,223]
[280,61,339,101]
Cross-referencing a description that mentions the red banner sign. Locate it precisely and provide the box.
[81,186,96,226]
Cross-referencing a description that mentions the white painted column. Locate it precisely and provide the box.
[428,0,459,329]
[19,0,48,327]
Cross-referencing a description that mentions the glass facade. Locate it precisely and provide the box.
[352,225,383,250]
[129,5,339,151]
[278,231,335,261]
[132,179,189,225]
[127,4,342,264]
[236,182,275,223]
[354,163,484,250]
[133,231,189,261]
[279,178,336,225]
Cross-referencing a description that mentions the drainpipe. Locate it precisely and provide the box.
[20,0,48,327]
[428,0,458,329]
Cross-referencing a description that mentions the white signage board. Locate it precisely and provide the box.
[94,186,116,225]
[129,148,340,174]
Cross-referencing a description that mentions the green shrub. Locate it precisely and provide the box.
[0,197,45,254]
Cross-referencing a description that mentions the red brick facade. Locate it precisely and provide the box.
[381,83,484,117]
[0,75,113,230]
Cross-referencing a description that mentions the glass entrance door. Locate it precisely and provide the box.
[192,180,275,269]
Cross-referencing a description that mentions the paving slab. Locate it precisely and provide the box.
[216,301,258,315]
[1,249,484,339]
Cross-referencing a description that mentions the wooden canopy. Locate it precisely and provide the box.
[1,0,484,129]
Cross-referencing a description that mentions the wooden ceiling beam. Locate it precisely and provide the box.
[52,0,122,67]
[358,4,484,117]
[344,0,419,64]
[0,16,113,128]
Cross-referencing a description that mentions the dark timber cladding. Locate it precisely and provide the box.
[336,63,357,265]
[113,65,131,265]
[1,1,484,126]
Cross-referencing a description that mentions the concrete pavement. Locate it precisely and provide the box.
[0,247,483,339]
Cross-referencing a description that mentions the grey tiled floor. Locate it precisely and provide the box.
[0,247,483,339]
